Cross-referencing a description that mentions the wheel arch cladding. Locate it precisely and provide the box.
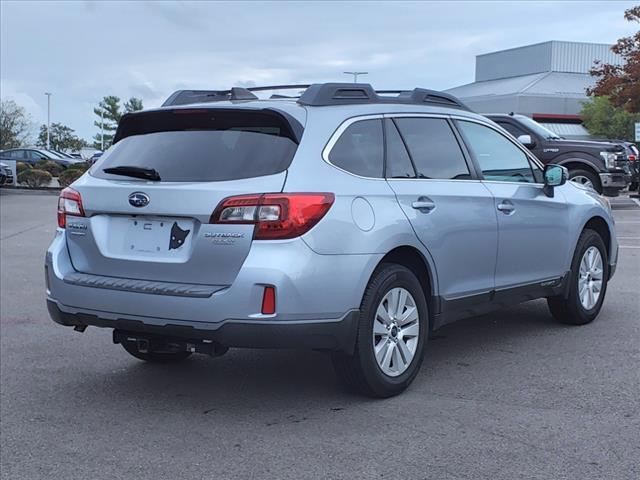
[583,216,611,260]
[375,246,435,315]
[559,159,602,179]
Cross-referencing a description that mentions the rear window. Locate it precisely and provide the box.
[92,109,300,182]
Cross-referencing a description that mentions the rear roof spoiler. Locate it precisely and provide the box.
[162,83,470,111]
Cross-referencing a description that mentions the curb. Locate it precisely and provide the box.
[0,187,60,195]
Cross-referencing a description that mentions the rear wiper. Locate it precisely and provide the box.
[103,166,161,181]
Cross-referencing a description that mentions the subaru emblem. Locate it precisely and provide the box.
[128,192,150,208]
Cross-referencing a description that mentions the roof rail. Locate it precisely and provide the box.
[162,83,470,110]
[297,83,470,110]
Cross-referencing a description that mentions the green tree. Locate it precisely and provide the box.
[93,96,144,150]
[581,96,640,141]
[587,6,640,113]
[0,100,32,149]
[124,97,144,113]
[36,122,88,152]
[93,95,121,150]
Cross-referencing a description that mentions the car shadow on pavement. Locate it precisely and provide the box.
[58,299,573,416]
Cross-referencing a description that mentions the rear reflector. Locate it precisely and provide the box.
[261,286,276,314]
[57,187,85,228]
[210,193,334,240]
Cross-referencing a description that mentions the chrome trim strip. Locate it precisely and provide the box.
[321,111,546,183]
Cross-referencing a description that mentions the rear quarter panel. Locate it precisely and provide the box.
[283,108,440,296]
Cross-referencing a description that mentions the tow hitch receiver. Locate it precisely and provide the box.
[112,330,228,357]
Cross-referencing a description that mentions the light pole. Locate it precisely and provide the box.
[44,92,52,149]
[343,71,368,83]
[100,109,104,151]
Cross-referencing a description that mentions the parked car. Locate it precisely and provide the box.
[0,162,14,186]
[0,148,83,168]
[46,83,618,397]
[620,142,638,192]
[485,113,632,196]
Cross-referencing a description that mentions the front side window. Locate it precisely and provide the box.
[457,121,535,183]
[329,119,384,178]
[28,150,46,160]
[394,118,471,180]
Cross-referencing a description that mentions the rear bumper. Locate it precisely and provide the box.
[46,229,380,353]
[47,299,359,353]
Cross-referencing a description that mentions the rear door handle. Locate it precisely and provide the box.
[412,197,436,213]
[497,200,515,214]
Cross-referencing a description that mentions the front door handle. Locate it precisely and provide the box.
[497,200,515,214]
[412,197,436,213]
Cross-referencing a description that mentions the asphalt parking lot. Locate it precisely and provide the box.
[1,191,638,480]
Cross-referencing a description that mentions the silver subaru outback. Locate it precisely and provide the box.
[46,83,618,397]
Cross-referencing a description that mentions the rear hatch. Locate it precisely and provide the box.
[65,107,302,286]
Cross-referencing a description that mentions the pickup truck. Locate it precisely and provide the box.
[486,113,632,196]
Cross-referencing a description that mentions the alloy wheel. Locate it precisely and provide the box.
[372,287,420,377]
[578,246,603,310]
[570,175,594,190]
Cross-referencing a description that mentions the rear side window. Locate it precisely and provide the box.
[5,150,25,159]
[394,118,471,180]
[328,119,384,178]
[92,109,300,182]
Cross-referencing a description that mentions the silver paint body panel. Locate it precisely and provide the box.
[46,99,618,337]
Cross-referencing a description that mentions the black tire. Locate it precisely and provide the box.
[331,263,428,398]
[547,229,608,325]
[569,168,602,194]
[121,340,192,363]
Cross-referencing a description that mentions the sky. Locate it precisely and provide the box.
[1,0,637,143]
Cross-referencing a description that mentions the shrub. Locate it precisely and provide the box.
[18,169,52,188]
[58,168,85,188]
[66,162,90,173]
[16,162,31,173]
[36,160,63,177]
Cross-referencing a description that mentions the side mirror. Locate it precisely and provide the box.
[517,134,535,148]
[543,164,568,197]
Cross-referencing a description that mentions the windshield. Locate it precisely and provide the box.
[92,109,299,182]
[515,116,561,140]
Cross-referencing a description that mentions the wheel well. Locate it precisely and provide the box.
[561,161,601,188]
[583,216,611,258]
[378,246,433,304]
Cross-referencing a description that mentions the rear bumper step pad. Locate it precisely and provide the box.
[63,272,225,298]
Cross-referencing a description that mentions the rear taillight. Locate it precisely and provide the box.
[57,187,85,228]
[210,193,334,240]
[629,155,637,162]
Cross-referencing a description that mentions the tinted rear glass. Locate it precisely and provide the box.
[92,109,299,182]
[328,119,384,178]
